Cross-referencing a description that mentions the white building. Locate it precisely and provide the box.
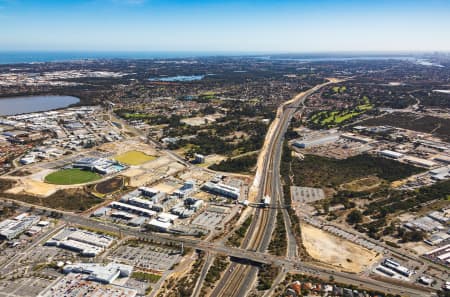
[63,262,133,284]
[0,214,40,240]
[202,182,240,199]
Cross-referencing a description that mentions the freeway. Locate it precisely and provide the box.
[0,197,434,297]
[210,80,338,297]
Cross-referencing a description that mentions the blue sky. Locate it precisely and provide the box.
[0,0,449,52]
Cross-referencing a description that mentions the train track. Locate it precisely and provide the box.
[211,81,335,297]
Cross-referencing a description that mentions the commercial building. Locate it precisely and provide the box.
[381,259,412,277]
[110,201,157,217]
[379,150,403,159]
[46,228,114,257]
[201,182,240,199]
[147,218,172,232]
[293,133,340,149]
[173,180,196,198]
[138,187,159,197]
[63,262,133,284]
[403,155,436,168]
[40,273,137,297]
[194,153,205,163]
[0,214,40,240]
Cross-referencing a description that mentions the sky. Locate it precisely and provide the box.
[0,0,449,52]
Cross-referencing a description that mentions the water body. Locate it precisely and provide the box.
[256,55,416,62]
[148,75,205,82]
[0,51,246,65]
[0,95,80,116]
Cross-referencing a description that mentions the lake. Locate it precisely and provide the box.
[148,75,205,82]
[0,95,80,116]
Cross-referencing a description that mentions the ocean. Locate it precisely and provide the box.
[0,51,245,64]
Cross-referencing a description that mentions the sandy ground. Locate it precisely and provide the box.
[301,223,380,273]
[179,168,215,183]
[6,180,58,197]
[152,181,182,194]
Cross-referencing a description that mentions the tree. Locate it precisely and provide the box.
[346,209,363,224]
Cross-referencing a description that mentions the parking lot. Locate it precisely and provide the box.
[109,243,180,272]
[191,211,227,228]
[0,275,54,297]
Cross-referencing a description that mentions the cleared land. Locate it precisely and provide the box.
[114,150,157,165]
[301,223,380,273]
[45,169,101,185]
[340,176,383,192]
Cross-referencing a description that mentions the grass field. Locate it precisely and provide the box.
[114,150,156,165]
[45,169,101,185]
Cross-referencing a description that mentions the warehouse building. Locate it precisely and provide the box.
[0,214,40,240]
[293,133,340,148]
[201,182,240,199]
[110,201,157,217]
[45,228,114,257]
[379,150,403,159]
[173,180,196,198]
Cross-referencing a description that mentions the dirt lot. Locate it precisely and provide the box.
[340,176,382,192]
[301,223,380,273]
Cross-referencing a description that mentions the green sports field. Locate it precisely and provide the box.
[45,168,101,185]
[114,150,156,165]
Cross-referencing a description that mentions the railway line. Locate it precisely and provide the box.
[211,81,333,297]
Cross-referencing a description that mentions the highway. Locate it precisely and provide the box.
[0,197,434,297]
[0,81,437,296]
[209,80,337,297]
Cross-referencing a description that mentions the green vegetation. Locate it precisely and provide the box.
[308,103,373,128]
[257,264,279,291]
[158,251,205,297]
[289,154,424,189]
[114,150,156,165]
[93,176,125,195]
[132,271,161,283]
[227,215,253,247]
[346,209,363,224]
[204,256,228,285]
[308,94,373,129]
[268,211,287,256]
[208,153,257,173]
[45,168,101,185]
[332,86,347,93]
[2,187,103,212]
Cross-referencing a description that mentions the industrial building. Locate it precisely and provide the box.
[0,214,40,240]
[173,180,196,198]
[201,182,240,199]
[147,217,172,232]
[110,201,157,217]
[293,133,340,149]
[63,262,133,284]
[194,153,205,163]
[381,259,412,277]
[379,150,403,159]
[403,155,437,168]
[46,228,114,257]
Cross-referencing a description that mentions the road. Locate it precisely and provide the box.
[1,197,434,297]
[209,80,339,297]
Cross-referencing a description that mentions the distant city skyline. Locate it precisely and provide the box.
[0,0,449,52]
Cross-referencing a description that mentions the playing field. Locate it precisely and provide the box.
[45,169,101,185]
[114,150,156,165]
